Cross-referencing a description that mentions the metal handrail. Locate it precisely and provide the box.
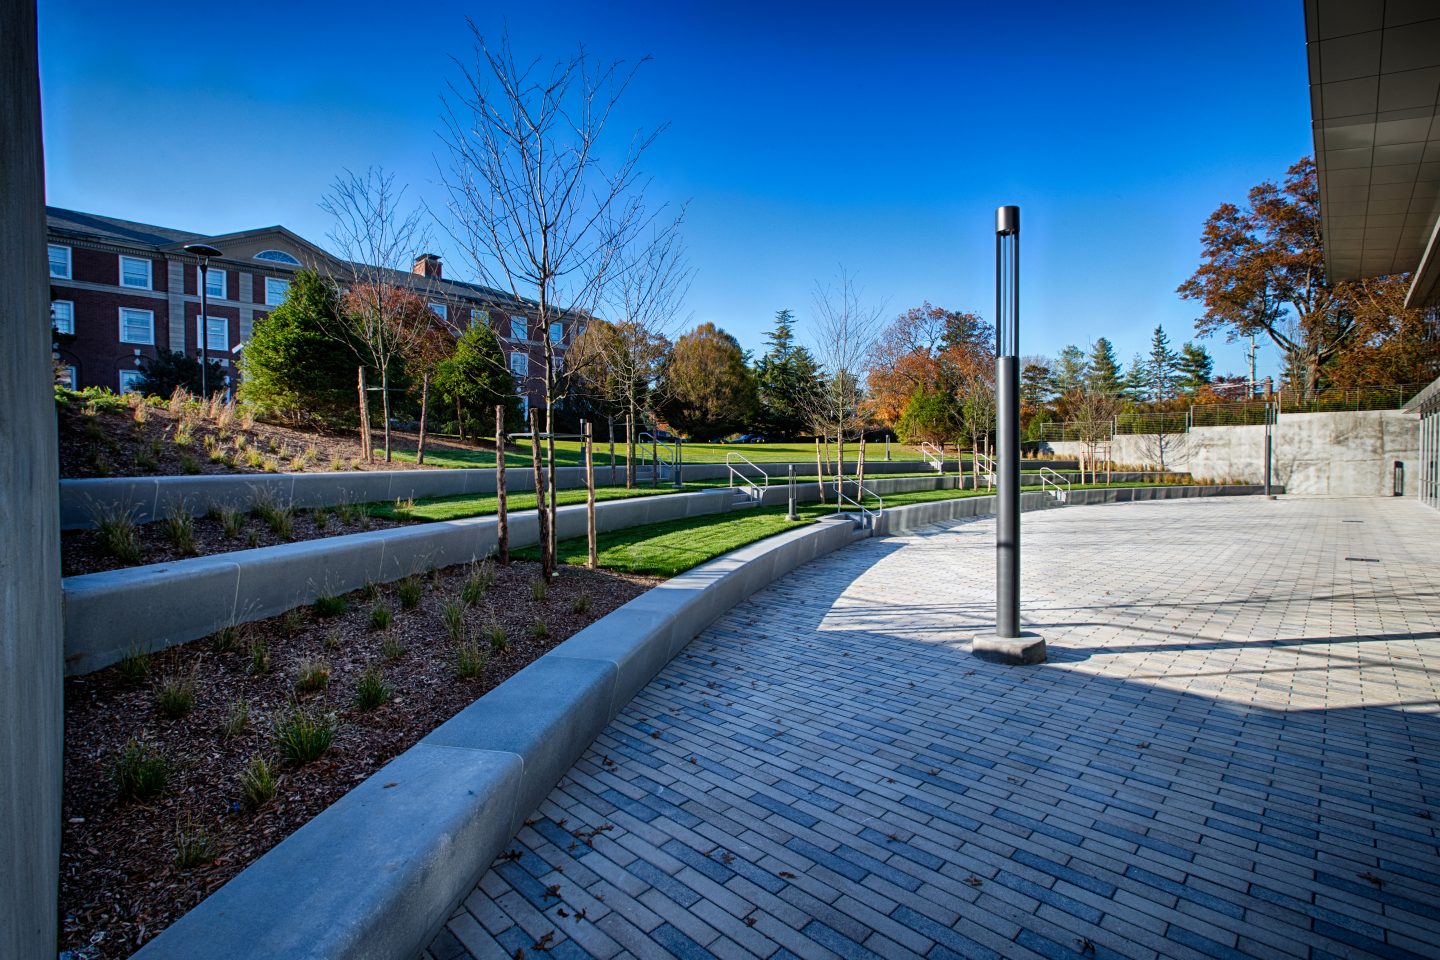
[919,441,945,474]
[973,453,996,491]
[725,451,769,500]
[637,431,683,488]
[834,473,884,528]
[1037,467,1070,504]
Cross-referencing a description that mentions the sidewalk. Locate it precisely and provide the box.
[427,497,1440,960]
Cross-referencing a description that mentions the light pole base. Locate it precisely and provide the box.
[971,631,1047,666]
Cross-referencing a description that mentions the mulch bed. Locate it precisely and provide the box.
[61,505,416,578]
[59,559,659,959]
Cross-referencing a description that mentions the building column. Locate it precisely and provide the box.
[0,1,64,957]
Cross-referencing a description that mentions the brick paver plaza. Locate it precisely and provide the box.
[426,497,1440,960]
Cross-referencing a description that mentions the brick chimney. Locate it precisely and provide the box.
[412,253,442,279]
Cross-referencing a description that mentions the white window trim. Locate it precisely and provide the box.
[118,370,144,394]
[61,366,77,389]
[264,276,290,307]
[509,351,529,377]
[430,301,448,320]
[549,321,564,344]
[198,265,227,300]
[510,315,528,341]
[197,315,229,352]
[118,307,155,345]
[119,255,152,290]
[51,299,75,335]
[48,244,71,279]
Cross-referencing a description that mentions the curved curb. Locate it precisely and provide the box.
[129,516,864,960]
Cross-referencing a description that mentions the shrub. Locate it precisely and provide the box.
[238,755,277,808]
[441,600,467,645]
[353,667,390,712]
[368,603,392,632]
[117,644,152,684]
[454,641,486,679]
[221,697,249,738]
[162,505,197,556]
[93,504,143,565]
[155,672,197,718]
[112,739,169,800]
[293,658,331,693]
[313,594,348,618]
[173,815,217,869]
[396,575,423,610]
[272,704,336,765]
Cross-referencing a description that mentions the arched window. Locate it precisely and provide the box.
[254,249,301,266]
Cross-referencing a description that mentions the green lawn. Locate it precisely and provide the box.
[520,481,1209,577]
[371,483,694,522]
[389,439,946,470]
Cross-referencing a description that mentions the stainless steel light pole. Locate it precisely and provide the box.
[184,243,222,396]
[973,206,1045,665]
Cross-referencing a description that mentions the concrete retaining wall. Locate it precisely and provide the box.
[62,488,734,676]
[130,516,865,960]
[1046,410,1417,497]
[58,457,1081,529]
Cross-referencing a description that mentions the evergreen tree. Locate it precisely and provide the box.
[659,323,758,440]
[1145,325,1180,402]
[1177,342,1214,393]
[755,309,823,438]
[136,351,225,399]
[1020,362,1055,407]
[895,385,959,445]
[1053,345,1089,395]
[1086,338,1124,395]
[237,269,356,428]
[1122,353,1150,402]
[433,320,518,438]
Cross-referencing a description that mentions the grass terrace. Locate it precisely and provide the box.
[390,439,943,470]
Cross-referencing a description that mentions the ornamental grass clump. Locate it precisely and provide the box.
[220,697,250,738]
[313,594,349,618]
[162,504,197,556]
[396,575,423,610]
[271,705,336,766]
[486,622,508,653]
[454,641,486,680]
[155,671,197,718]
[117,644,152,684]
[173,816,216,869]
[112,739,169,801]
[442,599,467,645]
[368,603,392,632]
[238,755,276,808]
[93,504,142,565]
[353,666,390,712]
[293,658,331,693]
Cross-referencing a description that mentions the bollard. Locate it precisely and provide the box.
[885,436,891,461]
[787,465,798,520]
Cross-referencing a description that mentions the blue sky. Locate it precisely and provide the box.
[39,1,1311,381]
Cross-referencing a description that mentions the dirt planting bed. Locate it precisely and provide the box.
[59,558,658,959]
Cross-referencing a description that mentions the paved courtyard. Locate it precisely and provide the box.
[426,497,1440,960]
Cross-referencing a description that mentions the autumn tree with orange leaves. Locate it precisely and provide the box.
[867,302,993,445]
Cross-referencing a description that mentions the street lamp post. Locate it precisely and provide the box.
[184,243,222,396]
[972,205,1046,665]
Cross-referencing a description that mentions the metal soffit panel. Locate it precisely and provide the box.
[1305,0,1440,304]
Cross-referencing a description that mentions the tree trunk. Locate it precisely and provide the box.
[585,420,597,570]
[416,374,430,466]
[608,417,616,486]
[456,397,465,442]
[815,438,826,504]
[857,436,866,504]
[837,434,845,505]
[625,411,635,489]
[496,404,508,563]
[546,419,557,572]
[380,367,392,462]
[357,367,372,461]
[529,407,550,580]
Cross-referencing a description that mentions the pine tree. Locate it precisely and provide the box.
[237,269,356,428]
[1086,338,1124,395]
[1053,345,1088,395]
[433,320,518,438]
[1145,325,1180,402]
[1122,353,1150,402]
[1177,342,1214,394]
[755,309,823,438]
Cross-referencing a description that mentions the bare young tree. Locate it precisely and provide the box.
[320,166,435,461]
[572,208,690,486]
[440,25,661,546]
[1065,386,1120,483]
[805,268,886,494]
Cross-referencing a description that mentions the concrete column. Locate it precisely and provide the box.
[167,258,187,351]
[0,2,64,957]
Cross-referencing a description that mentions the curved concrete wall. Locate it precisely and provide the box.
[129,517,864,960]
[62,488,734,675]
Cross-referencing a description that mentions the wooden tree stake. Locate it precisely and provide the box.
[529,407,550,580]
[496,404,509,563]
[585,420,597,569]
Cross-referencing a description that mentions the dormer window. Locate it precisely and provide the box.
[254,249,301,266]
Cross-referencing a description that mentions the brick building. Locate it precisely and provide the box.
[46,206,578,416]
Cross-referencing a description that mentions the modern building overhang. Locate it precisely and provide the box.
[1305,0,1440,307]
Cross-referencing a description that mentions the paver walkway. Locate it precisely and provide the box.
[425,497,1440,960]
